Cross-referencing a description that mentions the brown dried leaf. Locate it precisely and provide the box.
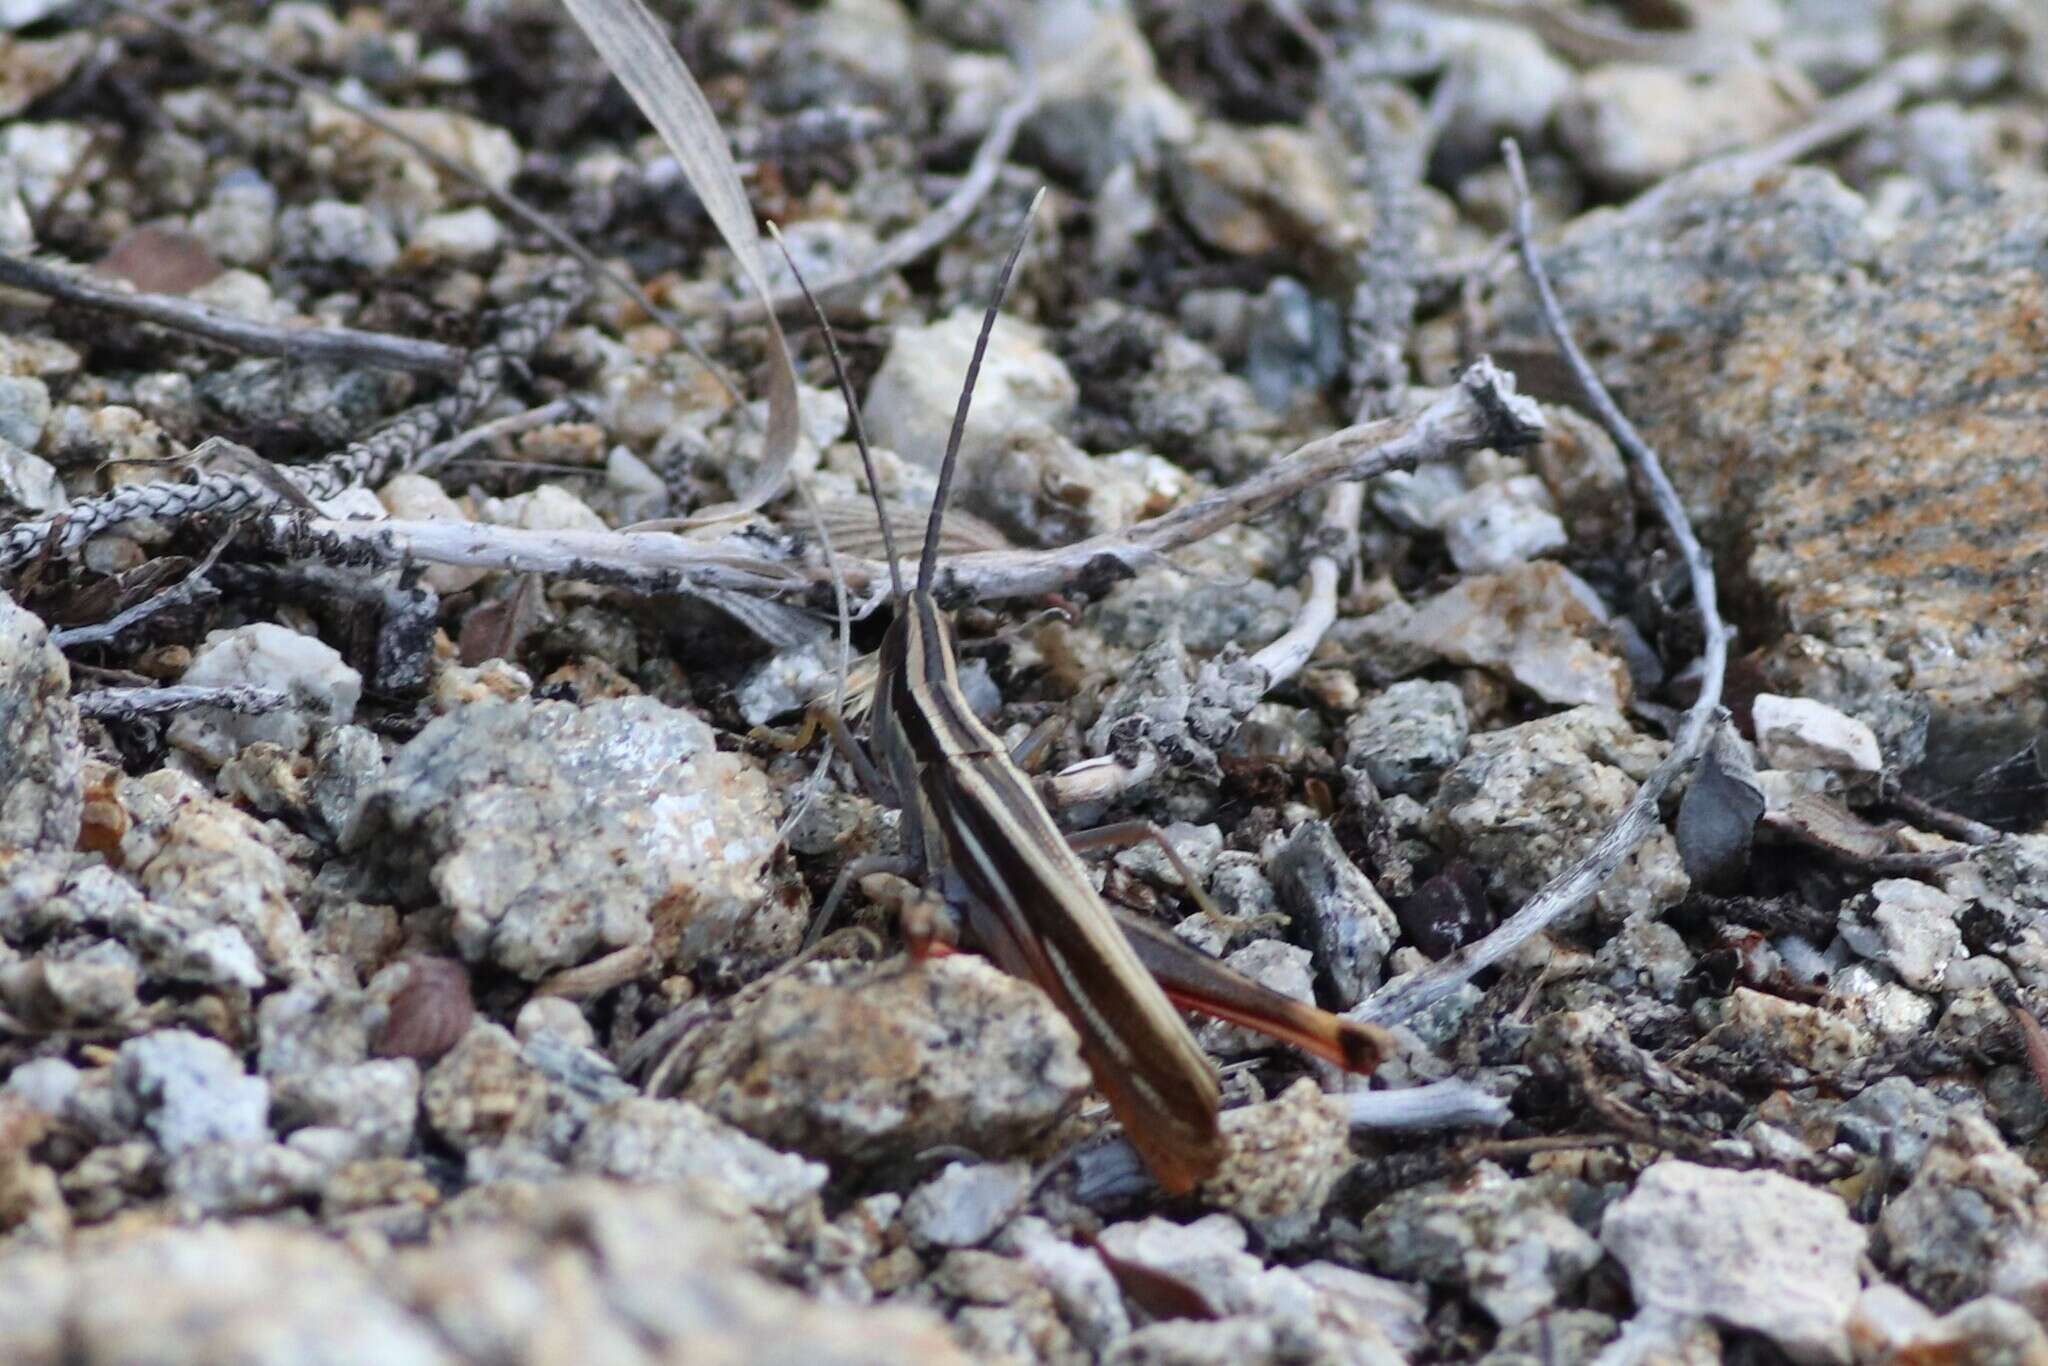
[95,226,224,296]
[458,572,545,667]
[1081,1232,1218,1323]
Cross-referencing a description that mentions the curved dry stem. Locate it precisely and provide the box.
[723,85,1042,326]
[1354,141,1729,1027]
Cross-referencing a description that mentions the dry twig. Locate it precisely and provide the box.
[411,400,581,477]
[1883,787,2006,847]
[0,253,465,376]
[243,361,1542,610]
[0,267,583,571]
[720,84,1042,326]
[931,361,1540,602]
[1357,142,1730,1027]
[1246,471,1359,689]
[47,528,234,651]
[1336,1078,1511,1131]
[1623,53,1952,221]
[73,683,288,720]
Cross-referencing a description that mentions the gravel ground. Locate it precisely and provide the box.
[2,1,2048,1362]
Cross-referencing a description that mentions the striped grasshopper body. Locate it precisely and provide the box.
[874,588,1225,1191]
[779,199,1386,1194]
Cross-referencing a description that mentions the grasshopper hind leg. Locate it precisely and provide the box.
[1067,820,1394,1076]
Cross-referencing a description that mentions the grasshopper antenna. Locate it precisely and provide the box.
[918,187,1044,596]
[768,221,905,600]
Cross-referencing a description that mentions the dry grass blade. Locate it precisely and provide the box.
[558,0,800,513]
[808,496,1012,565]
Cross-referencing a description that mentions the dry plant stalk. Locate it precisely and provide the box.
[0,252,465,376]
[265,362,1540,611]
[1357,139,1731,1027]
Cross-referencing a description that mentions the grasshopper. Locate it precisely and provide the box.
[779,201,1390,1194]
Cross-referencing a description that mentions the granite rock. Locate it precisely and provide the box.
[1602,1162,1865,1364]
[680,955,1089,1169]
[115,1030,270,1155]
[167,622,361,757]
[1557,63,1803,190]
[1351,1164,1602,1328]
[1486,172,2048,784]
[1880,1113,2048,1314]
[0,588,81,852]
[1431,705,1674,910]
[1345,679,1470,798]
[569,1095,827,1220]
[1347,561,1631,711]
[863,309,1077,479]
[348,697,779,979]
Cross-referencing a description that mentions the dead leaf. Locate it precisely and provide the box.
[95,226,224,296]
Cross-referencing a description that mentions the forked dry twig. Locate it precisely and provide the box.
[1356,140,1730,1027]
[0,267,582,571]
[245,361,1541,608]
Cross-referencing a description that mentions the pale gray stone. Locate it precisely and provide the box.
[905,1160,1034,1249]
[349,697,779,979]
[1603,1162,1864,1363]
[116,1030,270,1155]
[1752,694,1884,773]
[863,309,1076,479]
